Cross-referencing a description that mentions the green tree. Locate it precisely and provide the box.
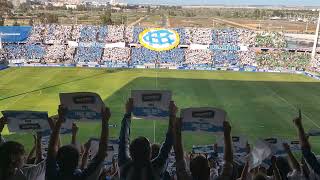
[0,15,4,26]
[100,10,112,25]
[46,13,59,24]
[13,19,20,26]
[253,9,261,19]
[28,18,34,26]
[0,0,13,25]
[19,2,30,13]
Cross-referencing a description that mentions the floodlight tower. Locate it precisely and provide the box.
[311,10,320,61]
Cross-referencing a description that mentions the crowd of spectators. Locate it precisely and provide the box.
[1,25,317,71]
[107,25,125,43]
[44,45,67,63]
[255,32,287,48]
[44,25,72,44]
[190,28,212,45]
[256,50,310,70]
[75,45,103,63]
[1,98,320,180]
[185,49,212,66]
[102,47,131,65]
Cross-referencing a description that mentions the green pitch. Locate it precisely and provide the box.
[1,67,320,153]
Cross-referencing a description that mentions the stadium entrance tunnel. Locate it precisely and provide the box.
[104,77,320,151]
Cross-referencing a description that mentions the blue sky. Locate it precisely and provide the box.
[126,0,320,6]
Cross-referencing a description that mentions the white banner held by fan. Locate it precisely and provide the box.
[59,92,104,122]
[192,145,215,154]
[2,111,49,133]
[89,138,119,166]
[131,90,172,120]
[181,107,226,133]
[217,136,248,156]
[264,138,300,156]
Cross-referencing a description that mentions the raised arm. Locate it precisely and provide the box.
[0,117,7,144]
[35,132,43,164]
[239,161,249,180]
[71,122,79,145]
[283,143,300,171]
[118,98,133,166]
[293,109,320,174]
[271,156,282,180]
[220,120,234,177]
[96,106,110,161]
[152,101,176,168]
[47,105,65,159]
[46,105,66,180]
[294,110,310,149]
[80,139,91,169]
[223,121,233,163]
[48,117,61,149]
[81,105,111,177]
[174,117,192,180]
[27,134,37,164]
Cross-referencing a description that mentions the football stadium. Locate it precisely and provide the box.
[1,1,320,179]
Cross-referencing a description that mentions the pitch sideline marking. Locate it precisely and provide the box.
[269,87,320,129]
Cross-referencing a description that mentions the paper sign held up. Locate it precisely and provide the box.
[192,145,215,154]
[264,138,300,156]
[131,90,172,120]
[181,107,226,133]
[59,92,104,122]
[2,111,49,133]
[89,138,119,166]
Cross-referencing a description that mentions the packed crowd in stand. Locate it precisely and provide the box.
[0,24,318,71]
[255,32,287,48]
[185,49,213,66]
[256,51,310,70]
[1,98,320,180]
[102,47,131,66]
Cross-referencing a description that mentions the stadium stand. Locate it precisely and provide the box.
[185,49,212,66]
[75,45,103,63]
[44,45,66,63]
[0,25,318,73]
[43,24,72,44]
[106,25,125,42]
[190,28,212,45]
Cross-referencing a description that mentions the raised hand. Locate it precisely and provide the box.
[293,109,302,127]
[57,104,67,125]
[0,116,7,133]
[282,143,290,152]
[125,98,133,114]
[72,123,79,135]
[169,100,178,117]
[246,143,251,154]
[84,139,92,151]
[102,106,111,122]
[271,156,277,167]
[223,121,231,134]
[174,117,182,135]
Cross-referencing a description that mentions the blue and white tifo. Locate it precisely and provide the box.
[139,28,180,51]
[1,25,320,79]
